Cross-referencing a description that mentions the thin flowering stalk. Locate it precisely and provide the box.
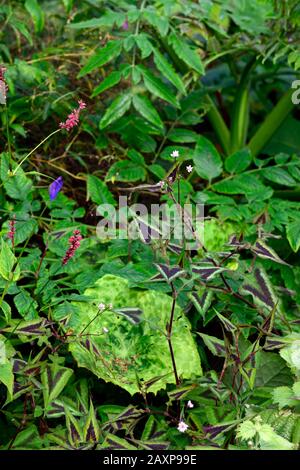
[13,128,61,176]
[13,99,86,175]
[62,229,82,265]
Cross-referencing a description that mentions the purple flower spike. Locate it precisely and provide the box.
[49,176,63,201]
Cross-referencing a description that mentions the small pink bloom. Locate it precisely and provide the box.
[62,229,82,265]
[122,20,129,30]
[177,420,189,433]
[187,400,194,408]
[60,100,86,131]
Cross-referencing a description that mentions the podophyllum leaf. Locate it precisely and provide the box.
[67,275,202,395]
[78,40,122,77]
[41,364,73,409]
[65,408,82,445]
[132,94,164,130]
[99,93,132,129]
[0,239,20,281]
[113,307,143,325]
[286,219,300,252]
[153,48,186,94]
[4,319,49,336]
[87,174,116,206]
[241,267,277,310]
[102,433,137,450]
[140,66,180,108]
[189,290,212,318]
[192,263,226,281]
[225,148,252,174]
[83,401,100,443]
[168,384,196,402]
[155,263,185,283]
[198,333,226,357]
[91,71,121,97]
[251,240,289,265]
[215,311,236,332]
[168,33,204,74]
[193,136,223,181]
[135,33,153,58]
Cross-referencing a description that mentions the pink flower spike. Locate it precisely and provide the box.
[62,229,82,265]
[60,100,86,131]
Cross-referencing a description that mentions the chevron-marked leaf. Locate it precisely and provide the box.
[83,401,100,443]
[114,307,143,325]
[155,263,185,283]
[41,364,73,409]
[198,333,226,357]
[192,263,227,281]
[241,267,277,310]
[189,290,212,318]
[251,240,289,266]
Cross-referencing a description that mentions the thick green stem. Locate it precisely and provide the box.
[206,95,230,156]
[230,57,256,154]
[248,88,294,157]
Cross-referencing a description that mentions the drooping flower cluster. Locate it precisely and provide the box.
[49,176,63,201]
[59,100,86,131]
[0,66,7,105]
[8,215,16,247]
[62,229,82,265]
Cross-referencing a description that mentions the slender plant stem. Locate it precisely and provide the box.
[13,128,61,175]
[166,283,180,386]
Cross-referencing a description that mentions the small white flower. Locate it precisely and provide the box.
[98,303,106,312]
[108,303,113,310]
[171,150,179,158]
[248,440,254,447]
[177,420,189,433]
[186,165,193,173]
[103,327,109,333]
[158,180,165,188]
[187,400,194,409]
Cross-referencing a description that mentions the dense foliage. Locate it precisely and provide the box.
[0,0,300,450]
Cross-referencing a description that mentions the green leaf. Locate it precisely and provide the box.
[198,333,226,357]
[193,136,223,181]
[168,128,198,143]
[83,401,100,443]
[286,219,300,252]
[78,40,122,78]
[91,71,121,97]
[25,0,45,33]
[87,175,116,206]
[132,94,164,130]
[153,48,186,94]
[66,275,202,395]
[135,33,153,59]
[14,290,38,320]
[41,364,73,409]
[0,362,14,399]
[68,11,126,29]
[99,93,132,129]
[140,66,180,108]
[168,33,204,74]
[225,148,252,174]
[143,10,169,36]
[106,160,147,182]
[262,167,297,187]
[0,239,20,281]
